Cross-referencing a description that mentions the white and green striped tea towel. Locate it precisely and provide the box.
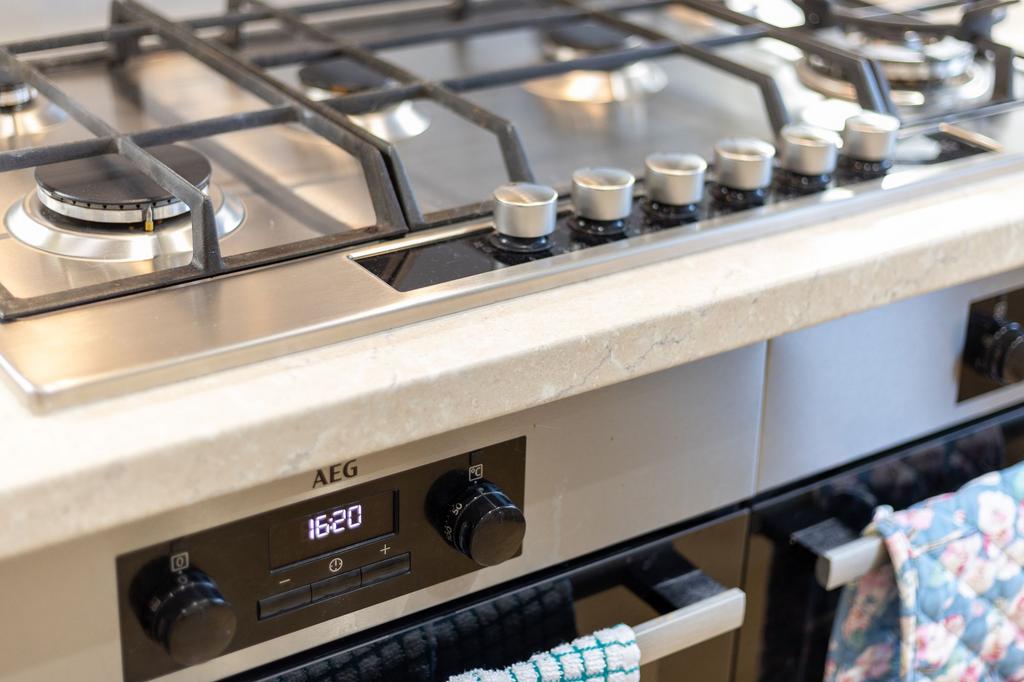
[447,623,641,682]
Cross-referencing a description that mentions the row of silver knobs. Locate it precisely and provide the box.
[492,112,901,239]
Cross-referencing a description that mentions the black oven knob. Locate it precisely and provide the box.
[139,567,237,667]
[430,476,526,567]
[965,312,1024,385]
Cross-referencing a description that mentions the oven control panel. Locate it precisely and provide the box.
[116,437,526,682]
[960,289,1024,401]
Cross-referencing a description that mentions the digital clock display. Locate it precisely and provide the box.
[269,490,395,568]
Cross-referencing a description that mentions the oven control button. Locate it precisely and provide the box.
[139,567,237,667]
[430,476,526,567]
[362,553,412,586]
[258,584,312,618]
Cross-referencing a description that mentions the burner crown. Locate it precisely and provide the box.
[542,20,631,53]
[33,144,211,225]
[298,58,389,95]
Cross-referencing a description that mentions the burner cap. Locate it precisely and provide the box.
[0,68,23,90]
[543,20,631,52]
[298,58,390,95]
[0,67,36,109]
[35,144,211,224]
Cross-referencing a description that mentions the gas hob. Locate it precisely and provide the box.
[0,0,1023,411]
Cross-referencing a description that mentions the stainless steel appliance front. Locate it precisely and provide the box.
[2,0,1024,411]
[759,266,1024,492]
[0,344,765,681]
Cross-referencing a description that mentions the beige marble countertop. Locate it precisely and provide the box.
[2,164,1024,562]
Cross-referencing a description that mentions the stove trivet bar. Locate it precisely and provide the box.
[0,43,224,315]
[219,0,896,221]
[0,0,412,320]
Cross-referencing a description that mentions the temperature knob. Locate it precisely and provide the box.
[779,124,840,190]
[645,153,706,207]
[572,167,635,222]
[429,474,526,567]
[492,182,558,239]
[714,137,775,191]
[840,112,900,179]
[712,137,775,208]
[965,312,1024,385]
[136,567,237,667]
[779,124,840,177]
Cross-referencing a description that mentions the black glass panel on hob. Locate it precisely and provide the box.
[357,130,988,292]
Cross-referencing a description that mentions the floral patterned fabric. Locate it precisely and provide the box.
[826,462,1024,682]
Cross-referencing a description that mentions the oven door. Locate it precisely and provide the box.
[230,510,749,682]
[734,406,1024,682]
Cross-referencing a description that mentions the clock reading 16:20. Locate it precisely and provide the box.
[308,504,363,540]
[269,489,394,569]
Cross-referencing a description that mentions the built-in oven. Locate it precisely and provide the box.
[0,344,766,682]
[734,411,1024,682]
[232,509,750,682]
[734,266,1024,682]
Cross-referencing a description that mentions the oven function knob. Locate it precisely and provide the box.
[966,314,1024,385]
[840,112,900,177]
[571,167,636,222]
[644,152,706,207]
[141,568,237,667]
[433,477,526,567]
[491,182,559,253]
[713,137,775,192]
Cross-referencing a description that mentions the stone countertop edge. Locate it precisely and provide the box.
[1,170,1023,562]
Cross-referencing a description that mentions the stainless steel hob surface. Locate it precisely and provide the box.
[0,0,1022,411]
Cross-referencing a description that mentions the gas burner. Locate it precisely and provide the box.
[0,68,66,140]
[792,0,1009,114]
[36,144,213,225]
[298,58,429,142]
[524,20,667,104]
[6,144,243,261]
[796,29,993,112]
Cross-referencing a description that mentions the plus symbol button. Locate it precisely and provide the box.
[380,544,391,556]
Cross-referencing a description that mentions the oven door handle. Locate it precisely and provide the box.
[814,535,887,590]
[633,587,746,664]
[617,545,746,664]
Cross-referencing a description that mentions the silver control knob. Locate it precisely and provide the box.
[779,124,840,177]
[714,138,775,191]
[492,183,558,239]
[841,112,900,162]
[571,167,635,222]
[644,153,706,206]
